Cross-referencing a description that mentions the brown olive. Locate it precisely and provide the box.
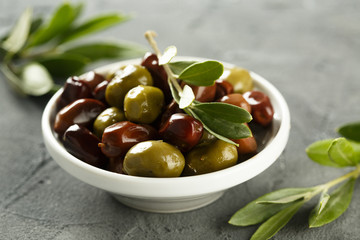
[159,113,203,152]
[218,93,251,113]
[123,140,185,177]
[141,52,172,103]
[79,71,105,91]
[92,80,109,103]
[215,79,234,99]
[182,83,217,102]
[63,124,107,168]
[54,98,106,137]
[55,76,92,111]
[243,91,274,126]
[100,121,159,158]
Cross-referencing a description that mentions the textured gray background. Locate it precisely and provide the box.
[1,0,360,239]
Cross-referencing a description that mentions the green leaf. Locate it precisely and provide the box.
[60,13,130,43]
[179,85,195,109]
[190,102,252,139]
[349,140,360,164]
[306,139,342,168]
[309,178,356,228]
[178,60,223,86]
[28,17,43,35]
[28,2,77,47]
[159,46,177,65]
[229,188,313,226]
[337,121,360,142]
[37,53,89,77]
[2,8,32,53]
[250,200,305,240]
[21,62,54,96]
[168,61,196,75]
[328,138,357,167]
[63,42,146,62]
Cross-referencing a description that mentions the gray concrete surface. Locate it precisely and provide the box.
[1,0,360,239]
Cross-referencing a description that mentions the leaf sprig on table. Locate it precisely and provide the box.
[0,2,145,96]
[229,121,360,240]
[144,31,252,145]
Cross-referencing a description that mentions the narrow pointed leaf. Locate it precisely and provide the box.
[2,8,32,53]
[337,121,360,142]
[250,200,304,240]
[159,46,177,65]
[178,61,223,86]
[316,192,330,215]
[309,178,356,228]
[179,85,195,109]
[188,108,238,146]
[306,139,342,168]
[60,13,130,43]
[229,188,313,226]
[328,138,356,167]
[256,192,311,204]
[28,3,77,47]
[168,61,196,75]
[37,53,89,77]
[21,62,54,96]
[63,42,146,62]
[190,102,252,139]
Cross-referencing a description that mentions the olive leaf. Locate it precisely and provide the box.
[27,2,79,47]
[37,53,90,77]
[158,46,177,65]
[179,85,195,109]
[63,42,146,62]
[189,102,252,139]
[328,138,357,167]
[1,8,32,53]
[337,121,360,142]
[20,62,54,96]
[60,13,130,43]
[178,61,223,86]
[229,188,313,226]
[250,200,305,240]
[306,139,342,168]
[309,178,356,228]
[168,61,196,75]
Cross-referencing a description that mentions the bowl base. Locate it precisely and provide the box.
[111,191,224,213]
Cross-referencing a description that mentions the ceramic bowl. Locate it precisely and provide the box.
[42,57,290,213]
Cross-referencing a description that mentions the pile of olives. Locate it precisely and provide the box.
[53,53,274,177]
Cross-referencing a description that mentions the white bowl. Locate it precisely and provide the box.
[42,57,290,213]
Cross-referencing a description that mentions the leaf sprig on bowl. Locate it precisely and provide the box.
[0,2,145,96]
[229,121,360,240]
[144,31,252,145]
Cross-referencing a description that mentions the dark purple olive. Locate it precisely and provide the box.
[99,121,159,158]
[63,124,107,168]
[159,113,203,152]
[79,71,106,91]
[157,100,183,128]
[55,76,92,112]
[107,157,124,174]
[243,91,274,126]
[141,52,172,103]
[92,80,109,103]
[54,98,106,136]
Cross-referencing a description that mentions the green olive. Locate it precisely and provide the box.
[124,85,164,124]
[105,64,153,108]
[123,140,185,177]
[93,107,126,138]
[222,67,253,93]
[183,140,238,176]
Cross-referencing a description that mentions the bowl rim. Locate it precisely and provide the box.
[42,57,290,198]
